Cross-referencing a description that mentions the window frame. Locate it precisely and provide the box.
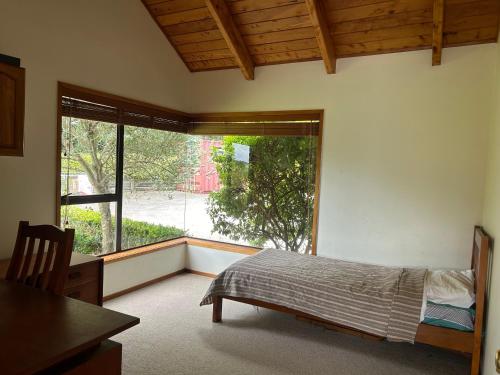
[59,120,124,251]
[57,82,323,256]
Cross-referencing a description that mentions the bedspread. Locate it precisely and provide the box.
[200,249,426,343]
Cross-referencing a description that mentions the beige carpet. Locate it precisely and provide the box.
[105,273,469,375]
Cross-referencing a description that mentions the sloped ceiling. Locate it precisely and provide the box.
[142,0,500,79]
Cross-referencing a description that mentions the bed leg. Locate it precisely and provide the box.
[213,296,222,323]
[471,349,480,375]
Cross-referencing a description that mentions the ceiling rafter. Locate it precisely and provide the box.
[304,0,336,74]
[205,0,255,80]
[432,0,445,66]
[141,0,500,76]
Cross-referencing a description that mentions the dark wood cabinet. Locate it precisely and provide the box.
[0,61,25,156]
[0,252,104,306]
[43,339,122,375]
[62,253,104,306]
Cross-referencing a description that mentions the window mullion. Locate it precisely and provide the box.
[115,123,124,252]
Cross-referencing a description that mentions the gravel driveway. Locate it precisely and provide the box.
[122,190,232,243]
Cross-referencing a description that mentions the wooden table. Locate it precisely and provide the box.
[0,280,139,374]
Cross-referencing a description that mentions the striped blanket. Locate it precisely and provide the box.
[200,249,427,343]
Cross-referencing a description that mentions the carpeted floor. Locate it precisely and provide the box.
[105,273,469,375]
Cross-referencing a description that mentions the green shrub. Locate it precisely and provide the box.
[62,206,185,255]
[121,217,184,249]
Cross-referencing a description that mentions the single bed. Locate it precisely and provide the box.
[201,226,491,375]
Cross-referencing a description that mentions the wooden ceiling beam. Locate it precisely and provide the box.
[432,0,444,66]
[143,0,498,73]
[304,0,336,74]
[205,0,255,80]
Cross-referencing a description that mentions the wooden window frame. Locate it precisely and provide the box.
[102,237,262,264]
[56,82,323,257]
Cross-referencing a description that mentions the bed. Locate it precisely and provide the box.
[201,226,491,375]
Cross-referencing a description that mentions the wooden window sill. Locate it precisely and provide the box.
[102,237,188,264]
[102,237,260,264]
[186,237,260,255]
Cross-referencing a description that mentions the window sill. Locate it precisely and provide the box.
[102,237,188,264]
[187,237,261,255]
[102,237,260,264]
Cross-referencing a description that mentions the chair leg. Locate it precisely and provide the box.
[213,296,222,322]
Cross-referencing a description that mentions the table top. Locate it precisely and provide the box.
[0,280,139,374]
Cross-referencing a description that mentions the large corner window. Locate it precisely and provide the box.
[58,84,322,256]
[184,131,318,253]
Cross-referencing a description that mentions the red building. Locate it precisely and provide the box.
[182,139,221,193]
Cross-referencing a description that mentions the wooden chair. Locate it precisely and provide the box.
[6,221,75,295]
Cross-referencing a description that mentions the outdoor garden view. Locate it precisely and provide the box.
[60,117,317,256]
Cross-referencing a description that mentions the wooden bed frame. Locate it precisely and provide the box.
[212,226,492,375]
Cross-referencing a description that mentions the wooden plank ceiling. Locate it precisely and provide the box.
[142,0,500,80]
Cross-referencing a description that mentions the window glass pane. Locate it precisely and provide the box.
[121,126,187,249]
[184,136,223,241]
[61,116,117,197]
[61,203,116,255]
[185,134,318,254]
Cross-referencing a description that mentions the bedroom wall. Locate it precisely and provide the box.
[481,40,500,375]
[186,246,248,276]
[0,0,190,260]
[104,245,186,296]
[187,45,497,269]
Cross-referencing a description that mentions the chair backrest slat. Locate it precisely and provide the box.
[39,241,55,290]
[29,239,46,287]
[6,221,75,295]
[47,237,73,294]
[5,228,26,281]
[18,237,35,283]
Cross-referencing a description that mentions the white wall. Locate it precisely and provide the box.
[187,45,497,269]
[104,245,247,297]
[186,245,248,276]
[104,245,185,296]
[0,0,190,258]
[481,40,500,375]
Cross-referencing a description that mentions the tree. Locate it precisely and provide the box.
[61,118,196,254]
[207,135,317,253]
[61,118,117,252]
[123,126,198,192]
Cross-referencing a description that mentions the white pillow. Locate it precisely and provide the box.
[425,269,475,308]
